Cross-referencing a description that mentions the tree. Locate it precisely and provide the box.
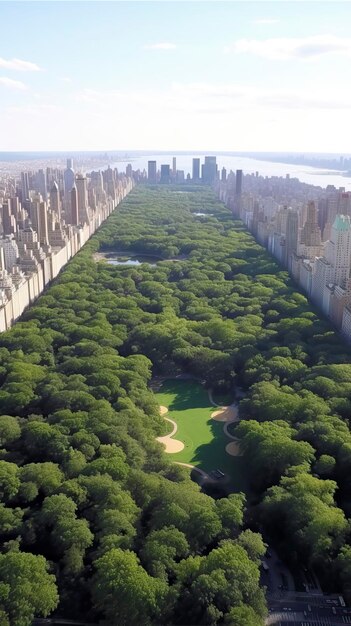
[224,604,264,626]
[236,530,266,564]
[314,454,336,477]
[0,461,20,502]
[19,462,63,501]
[91,548,169,626]
[140,526,189,579]
[0,416,21,447]
[0,551,58,626]
[173,541,266,625]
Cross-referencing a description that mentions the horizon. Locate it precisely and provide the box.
[0,149,351,157]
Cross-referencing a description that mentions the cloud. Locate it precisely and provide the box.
[0,77,27,90]
[144,43,176,50]
[253,19,279,25]
[227,35,351,59]
[0,57,41,72]
[74,82,351,120]
[7,103,62,115]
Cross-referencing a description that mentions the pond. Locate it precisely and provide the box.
[94,249,189,266]
[94,250,160,267]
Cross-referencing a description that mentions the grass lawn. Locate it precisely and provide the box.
[156,378,248,493]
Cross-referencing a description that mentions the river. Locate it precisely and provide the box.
[111,153,351,192]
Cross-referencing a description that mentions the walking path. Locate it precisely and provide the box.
[209,391,243,458]
[174,462,209,479]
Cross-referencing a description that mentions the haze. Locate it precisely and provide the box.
[1,1,351,152]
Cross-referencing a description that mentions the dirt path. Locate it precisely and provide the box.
[156,408,184,453]
[208,390,243,459]
[161,416,177,437]
[174,462,210,479]
[211,406,239,422]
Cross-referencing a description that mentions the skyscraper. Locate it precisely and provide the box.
[235,170,243,196]
[172,157,176,176]
[202,156,217,185]
[37,169,47,201]
[160,165,171,184]
[21,172,30,202]
[76,175,89,224]
[64,159,75,195]
[301,201,321,247]
[285,209,299,269]
[50,181,61,220]
[148,161,157,184]
[326,214,351,287]
[70,184,78,226]
[192,158,200,181]
[39,201,49,246]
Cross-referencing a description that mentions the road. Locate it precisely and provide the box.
[263,546,349,625]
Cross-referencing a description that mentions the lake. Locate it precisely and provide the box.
[94,251,160,267]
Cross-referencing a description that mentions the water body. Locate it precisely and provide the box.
[194,212,214,217]
[95,251,160,267]
[108,258,157,267]
[111,153,351,191]
[95,249,188,266]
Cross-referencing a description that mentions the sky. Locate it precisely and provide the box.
[1,1,351,153]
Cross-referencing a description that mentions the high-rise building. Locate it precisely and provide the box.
[70,184,79,226]
[235,170,243,196]
[202,156,217,185]
[37,169,47,201]
[64,160,75,195]
[160,165,171,184]
[172,157,176,176]
[126,164,132,178]
[76,175,89,224]
[148,161,157,184]
[2,203,16,236]
[39,201,49,246]
[326,214,351,287]
[50,181,61,220]
[300,201,321,247]
[192,158,200,181]
[221,167,227,182]
[0,236,19,271]
[285,209,299,269]
[21,172,30,202]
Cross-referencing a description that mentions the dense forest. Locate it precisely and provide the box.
[1,185,351,624]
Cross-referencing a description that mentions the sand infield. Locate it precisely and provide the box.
[156,392,244,469]
[157,409,185,454]
[157,435,185,453]
[211,406,239,422]
[225,441,242,457]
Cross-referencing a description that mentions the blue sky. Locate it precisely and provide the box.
[1,1,351,152]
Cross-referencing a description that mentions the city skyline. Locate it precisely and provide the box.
[1,1,351,152]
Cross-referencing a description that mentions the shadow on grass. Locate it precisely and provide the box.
[192,417,251,496]
[158,378,251,496]
[161,379,211,411]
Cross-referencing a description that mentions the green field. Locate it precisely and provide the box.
[156,378,248,493]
